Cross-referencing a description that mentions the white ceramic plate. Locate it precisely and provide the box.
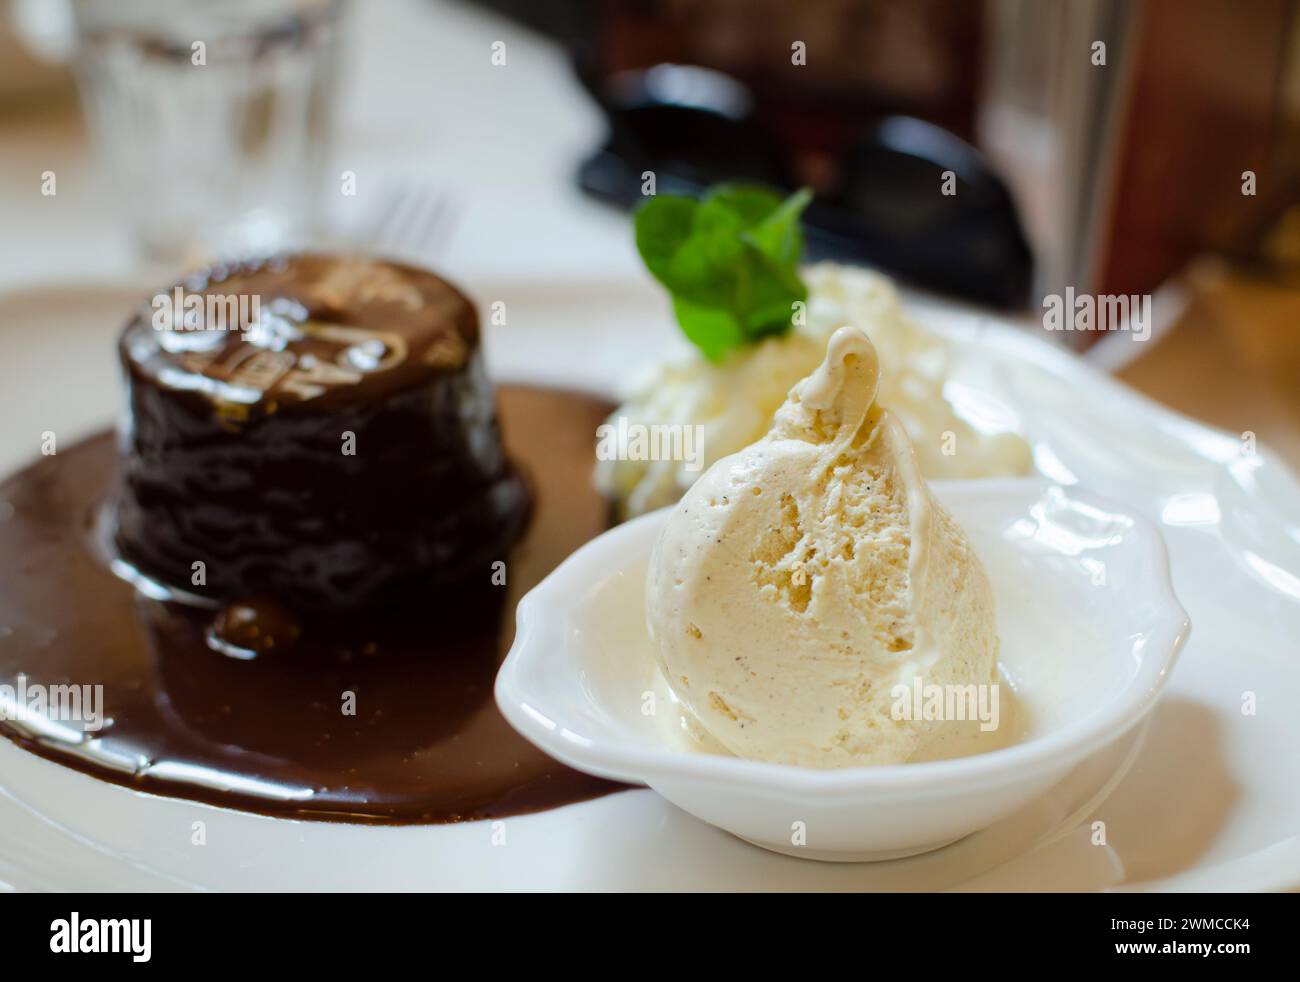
[1,277,1298,891]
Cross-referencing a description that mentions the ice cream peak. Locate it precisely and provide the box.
[779,324,880,439]
[645,326,999,768]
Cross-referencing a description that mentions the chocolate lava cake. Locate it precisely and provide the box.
[114,254,530,610]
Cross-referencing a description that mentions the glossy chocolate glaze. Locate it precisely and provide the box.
[116,254,528,609]
[0,387,629,824]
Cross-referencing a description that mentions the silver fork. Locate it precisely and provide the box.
[348,182,462,263]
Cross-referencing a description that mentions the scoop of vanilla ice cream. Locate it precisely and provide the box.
[645,326,999,768]
[595,263,1032,519]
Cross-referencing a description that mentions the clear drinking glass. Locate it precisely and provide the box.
[71,0,346,262]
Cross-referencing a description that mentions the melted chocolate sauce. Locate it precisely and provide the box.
[0,387,629,823]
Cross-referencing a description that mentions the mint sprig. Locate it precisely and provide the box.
[635,185,813,362]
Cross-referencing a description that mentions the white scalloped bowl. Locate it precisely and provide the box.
[496,479,1189,862]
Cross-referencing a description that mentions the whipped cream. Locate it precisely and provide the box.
[596,263,1032,519]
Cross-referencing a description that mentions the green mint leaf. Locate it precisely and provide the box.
[743,186,813,267]
[695,185,778,231]
[671,295,744,363]
[634,195,697,288]
[635,184,813,363]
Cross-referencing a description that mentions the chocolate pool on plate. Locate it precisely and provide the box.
[0,254,627,822]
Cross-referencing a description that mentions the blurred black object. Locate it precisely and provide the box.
[577,63,1033,308]
[577,64,793,200]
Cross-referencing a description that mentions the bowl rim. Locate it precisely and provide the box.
[495,477,1190,798]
